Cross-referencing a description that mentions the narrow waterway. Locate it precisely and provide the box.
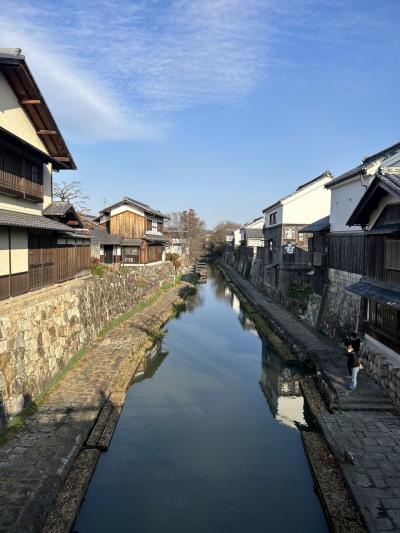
[74,268,327,533]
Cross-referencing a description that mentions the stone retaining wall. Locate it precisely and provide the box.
[0,262,175,419]
[360,340,400,407]
[318,268,362,341]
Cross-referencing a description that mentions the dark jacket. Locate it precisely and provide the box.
[347,349,360,368]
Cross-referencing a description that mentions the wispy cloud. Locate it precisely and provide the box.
[0,0,271,141]
[1,0,398,143]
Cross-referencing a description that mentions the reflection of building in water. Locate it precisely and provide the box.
[238,308,258,336]
[231,292,241,315]
[260,339,305,429]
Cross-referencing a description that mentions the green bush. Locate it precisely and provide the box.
[288,279,312,301]
[90,262,109,277]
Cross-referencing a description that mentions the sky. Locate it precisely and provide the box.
[1,0,400,226]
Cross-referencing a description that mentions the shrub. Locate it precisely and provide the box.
[90,261,108,277]
[288,279,312,301]
[166,252,182,270]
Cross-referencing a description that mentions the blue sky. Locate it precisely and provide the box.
[1,0,400,226]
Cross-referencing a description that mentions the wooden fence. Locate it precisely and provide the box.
[0,237,91,302]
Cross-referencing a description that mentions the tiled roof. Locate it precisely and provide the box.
[300,216,330,233]
[245,228,264,239]
[0,209,71,231]
[121,238,142,246]
[90,227,124,245]
[327,140,400,189]
[379,169,400,195]
[142,234,168,243]
[325,164,364,189]
[347,168,400,227]
[42,201,73,216]
[347,279,400,310]
[263,171,332,212]
[99,196,169,219]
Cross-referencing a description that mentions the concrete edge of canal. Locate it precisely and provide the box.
[35,282,192,533]
[217,262,368,532]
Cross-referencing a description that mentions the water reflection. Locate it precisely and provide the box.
[75,266,327,533]
[260,340,306,429]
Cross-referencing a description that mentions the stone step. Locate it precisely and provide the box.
[338,403,394,411]
[337,394,393,403]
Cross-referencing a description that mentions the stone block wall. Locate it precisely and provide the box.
[360,340,400,408]
[318,268,362,341]
[0,262,175,419]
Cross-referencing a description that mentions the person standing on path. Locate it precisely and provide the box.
[345,343,361,391]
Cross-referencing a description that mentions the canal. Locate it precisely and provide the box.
[74,268,327,533]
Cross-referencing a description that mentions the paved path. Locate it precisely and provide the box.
[320,412,400,531]
[220,263,400,532]
[221,263,393,412]
[0,284,184,533]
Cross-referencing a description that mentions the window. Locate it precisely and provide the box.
[268,239,273,252]
[298,232,304,242]
[25,160,42,184]
[269,212,277,225]
[146,218,152,231]
[285,228,295,240]
[31,164,40,183]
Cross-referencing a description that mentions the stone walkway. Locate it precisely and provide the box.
[221,263,393,412]
[0,284,184,533]
[320,412,400,531]
[220,263,400,532]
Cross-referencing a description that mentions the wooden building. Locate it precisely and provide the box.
[96,197,169,265]
[300,140,400,340]
[261,171,332,295]
[0,49,89,301]
[346,168,400,355]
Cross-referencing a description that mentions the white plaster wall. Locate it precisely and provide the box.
[233,228,241,247]
[263,205,283,227]
[282,177,332,224]
[111,204,145,218]
[245,217,264,229]
[43,164,52,209]
[0,72,48,153]
[0,73,53,213]
[10,229,28,274]
[0,227,9,275]
[330,177,368,232]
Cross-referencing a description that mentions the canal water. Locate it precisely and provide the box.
[74,268,327,533]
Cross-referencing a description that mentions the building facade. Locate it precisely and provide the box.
[96,197,169,265]
[261,171,332,296]
[0,49,89,301]
[346,168,400,355]
[303,141,400,340]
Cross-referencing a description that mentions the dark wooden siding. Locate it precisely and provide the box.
[0,145,43,203]
[328,233,365,275]
[366,235,400,288]
[0,234,91,301]
[147,245,163,263]
[110,211,145,238]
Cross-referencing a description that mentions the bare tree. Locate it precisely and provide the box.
[165,209,206,258]
[53,180,90,213]
[208,220,241,256]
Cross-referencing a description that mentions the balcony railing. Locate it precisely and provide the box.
[0,172,43,202]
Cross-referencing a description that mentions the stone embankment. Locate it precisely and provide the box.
[0,280,187,533]
[0,262,175,419]
[219,261,400,532]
